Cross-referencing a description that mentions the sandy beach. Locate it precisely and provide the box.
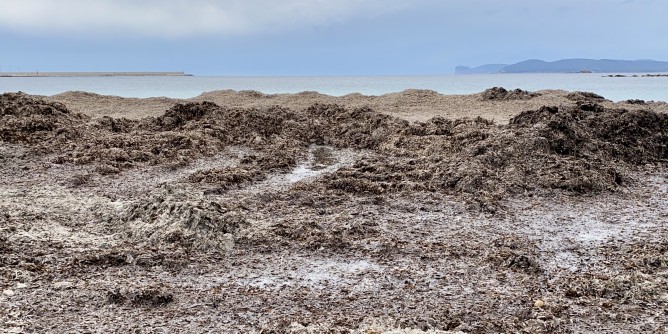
[1,88,667,333]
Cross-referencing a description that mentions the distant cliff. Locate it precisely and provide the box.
[455,59,668,74]
[454,64,508,74]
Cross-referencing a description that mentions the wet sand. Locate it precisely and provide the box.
[1,88,667,333]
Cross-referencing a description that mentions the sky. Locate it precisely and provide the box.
[0,0,666,75]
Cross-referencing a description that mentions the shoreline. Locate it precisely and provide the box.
[604,73,668,78]
[0,71,191,77]
[3,74,668,102]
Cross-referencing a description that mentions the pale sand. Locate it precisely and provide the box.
[46,88,668,124]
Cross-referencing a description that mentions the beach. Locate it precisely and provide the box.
[1,88,667,333]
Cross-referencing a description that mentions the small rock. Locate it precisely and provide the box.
[16,283,27,289]
[534,299,545,308]
[3,289,15,296]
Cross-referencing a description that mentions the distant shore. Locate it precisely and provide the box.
[456,58,668,74]
[604,73,668,78]
[0,71,191,77]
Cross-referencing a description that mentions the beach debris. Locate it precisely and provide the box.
[52,281,74,290]
[625,99,646,105]
[565,91,608,102]
[1,93,666,211]
[120,187,248,251]
[481,87,539,100]
[0,92,88,144]
[107,288,174,307]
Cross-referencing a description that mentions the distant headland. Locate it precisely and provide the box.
[456,59,668,74]
[0,71,192,77]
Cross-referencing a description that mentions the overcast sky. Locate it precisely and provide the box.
[1,0,666,75]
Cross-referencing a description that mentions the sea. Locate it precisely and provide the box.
[1,73,668,101]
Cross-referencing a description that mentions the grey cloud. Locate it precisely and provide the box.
[0,0,417,38]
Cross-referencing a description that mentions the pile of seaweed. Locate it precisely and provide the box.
[0,92,89,143]
[119,187,248,251]
[481,87,539,101]
[0,93,305,174]
[2,92,666,210]
[321,102,666,210]
[565,91,609,103]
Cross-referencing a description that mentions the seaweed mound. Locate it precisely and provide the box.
[303,104,409,149]
[565,91,608,103]
[0,92,88,143]
[149,101,218,131]
[2,93,666,211]
[511,104,668,164]
[120,188,248,251]
[481,87,539,101]
[318,103,667,210]
[625,99,646,105]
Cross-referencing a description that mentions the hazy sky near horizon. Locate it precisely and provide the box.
[1,0,666,75]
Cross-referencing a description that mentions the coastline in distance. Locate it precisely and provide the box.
[0,71,191,77]
[456,58,668,74]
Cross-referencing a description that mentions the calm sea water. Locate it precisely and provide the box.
[1,73,667,102]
